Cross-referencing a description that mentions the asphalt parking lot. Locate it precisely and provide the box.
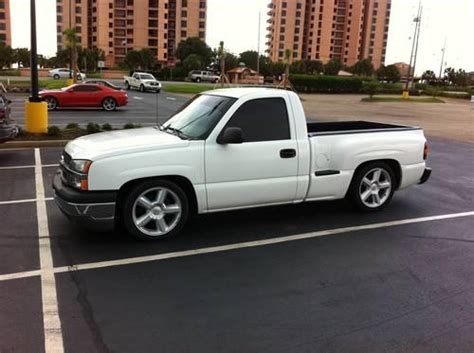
[0,137,473,352]
[8,90,189,128]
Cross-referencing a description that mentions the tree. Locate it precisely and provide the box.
[323,58,342,75]
[13,48,31,68]
[444,67,456,85]
[175,37,213,65]
[376,64,401,83]
[63,28,79,81]
[224,52,239,71]
[182,53,203,71]
[78,47,105,72]
[351,59,374,77]
[49,49,70,68]
[363,81,380,98]
[454,69,469,87]
[139,48,157,71]
[421,70,436,84]
[123,50,142,73]
[238,50,259,70]
[0,42,14,68]
[305,60,324,75]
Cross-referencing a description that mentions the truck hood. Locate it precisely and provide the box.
[65,127,188,160]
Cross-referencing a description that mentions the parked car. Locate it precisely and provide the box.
[188,70,219,83]
[84,79,123,91]
[0,93,18,143]
[123,72,161,92]
[39,84,128,111]
[53,88,431,240]
[49,68,86,81]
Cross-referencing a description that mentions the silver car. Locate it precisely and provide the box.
[188,70,219,83]
[49,68,86,81]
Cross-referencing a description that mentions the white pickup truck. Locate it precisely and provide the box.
[123,72,162,93]
[53,88,431,240]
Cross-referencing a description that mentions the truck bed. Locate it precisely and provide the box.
[307,121,420,137]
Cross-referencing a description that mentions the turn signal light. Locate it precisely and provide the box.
[423,143,429,160]
[80,179,89,191]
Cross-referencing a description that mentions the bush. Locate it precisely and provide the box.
[289,74,363,93]
[47,125,61,136]
[362,81,380,98]
[123,123,137,129]
[86,122,101,134]
[424,85,442,98]
[102,123,113,131]
[65,122,79,129]
[0,69,21,76]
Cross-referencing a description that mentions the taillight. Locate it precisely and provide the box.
[423,143,429,160]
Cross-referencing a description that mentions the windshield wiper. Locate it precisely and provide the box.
[163,126,191,140]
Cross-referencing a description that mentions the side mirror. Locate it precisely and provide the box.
[217,127,243,144]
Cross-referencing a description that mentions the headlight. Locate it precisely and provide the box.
[69,159,92,174]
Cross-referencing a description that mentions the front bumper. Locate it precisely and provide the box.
[53,172,117,231]
[0,125,19,143]
[419,167,432,184]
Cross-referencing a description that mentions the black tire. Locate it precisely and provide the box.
[53,74,60,80]
[196,77,201,83]
[348,161,396,212]
[102,97,117,111]
[125,81,130,90]
[156,89,161,93]
[122,179,189,241]
[44,96,58,111]
[139,84,145,92]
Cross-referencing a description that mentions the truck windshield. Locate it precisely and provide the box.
[140,74,155,80]
[162,94,236,140]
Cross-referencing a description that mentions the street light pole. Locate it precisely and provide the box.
[257,11,261,75]
[403,0,422,97]
[29,0,40,102]
[25,0,48,133]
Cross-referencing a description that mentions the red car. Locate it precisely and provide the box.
[39,84,128,111]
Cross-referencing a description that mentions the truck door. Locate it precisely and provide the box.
[205,97,298,210]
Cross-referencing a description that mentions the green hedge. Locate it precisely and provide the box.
[289,74,363,93]
[0,69,21,76]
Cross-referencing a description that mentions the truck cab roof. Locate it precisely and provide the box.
[203,87,294,99]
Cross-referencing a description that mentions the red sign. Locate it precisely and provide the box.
[167,58,176,69]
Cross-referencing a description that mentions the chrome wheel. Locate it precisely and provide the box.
[359,167,392,208]
[102,98,116,111]
[45,97,57,110]
[132,187,182,237]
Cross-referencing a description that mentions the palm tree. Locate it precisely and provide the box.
[63,28,79,82]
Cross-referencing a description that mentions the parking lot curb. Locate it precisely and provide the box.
[0,140,69,149]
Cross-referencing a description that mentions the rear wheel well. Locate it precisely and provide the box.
[116,175,198,222]
[351,159,401,190]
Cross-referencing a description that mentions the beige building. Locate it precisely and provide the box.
[57,0,207,67]
[0,0,11,46]
[266,0,391,68]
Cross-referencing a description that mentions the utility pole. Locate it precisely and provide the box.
[256,11,261,75]
[438,38,446,79]
[403,0,422,97]
[410,4,422,87]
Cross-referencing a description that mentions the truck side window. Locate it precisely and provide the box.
[226,98,290,142]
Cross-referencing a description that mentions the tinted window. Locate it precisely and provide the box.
[72,85,100,92]
[224,98,290,142]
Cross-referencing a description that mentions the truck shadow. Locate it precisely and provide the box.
[48,197,420,267]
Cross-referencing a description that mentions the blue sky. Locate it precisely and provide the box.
[11,0,474,74]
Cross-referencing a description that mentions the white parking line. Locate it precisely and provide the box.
[166,97,177,101]
[0,197,54,205]
[0,210,472,285]
[132,96,144,100]
[34,148,64,353]
[0,164,57,170]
